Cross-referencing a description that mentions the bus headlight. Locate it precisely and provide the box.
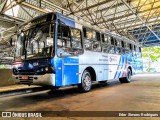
[36,66,54,74]
[13,68,19,75]
[45,67,49,71]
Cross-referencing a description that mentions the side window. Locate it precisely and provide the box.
[121,41,125,48]
[115,39,122,54]
[83,27,101,52]
[124,42,130,54]
[132,44,136,56]
[70,28,82,49]
[117,39,121,47]
[129,43,132,51]
[101,34,105,42]
[139,47,141,53]
[121,41,125,54]
[57,25,71,48]
[134,45,136,51]
[125,42,128,49]
[57,25,83,57]
[102,34,111,44]
[102,34,111,53]
[83,27,93,51]
[108,46,115,54]
[93,31,101,52]
[136,46,142,58]
[111,37,114,45]
[108,36,111,44]
[115,47,121,54]
[114,39,117,46]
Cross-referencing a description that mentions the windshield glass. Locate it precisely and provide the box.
[15,23,54,61]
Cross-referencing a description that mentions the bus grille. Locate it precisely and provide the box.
[18,69,35,75]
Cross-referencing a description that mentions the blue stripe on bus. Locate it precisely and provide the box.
[114,56,122,79]
[119,55,126,78]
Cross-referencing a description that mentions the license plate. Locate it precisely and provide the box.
[22,76,28,80]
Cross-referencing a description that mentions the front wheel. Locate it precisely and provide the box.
[119,69,132,83]
[78,70,92,92]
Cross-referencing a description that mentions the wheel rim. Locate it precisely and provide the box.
[83,73,91,91]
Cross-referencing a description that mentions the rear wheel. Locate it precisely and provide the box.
[119,69,131,83]
[78,70,92,92]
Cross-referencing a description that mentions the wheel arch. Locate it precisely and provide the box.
[84,66,96,81]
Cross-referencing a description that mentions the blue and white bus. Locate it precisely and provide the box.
[12,12,143,92]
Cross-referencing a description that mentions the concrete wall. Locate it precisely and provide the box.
[0,69,15,86]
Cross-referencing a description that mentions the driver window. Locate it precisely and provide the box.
[16,33,26,56]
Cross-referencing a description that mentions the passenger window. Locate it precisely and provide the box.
[102,45,110,53]
[86,28,93,39]
[115,46,121,54]
[93,32,101,52]
[70,28,82,49]
[83,27,93,51]
[117,39,121,47]
[121,41,125,48]
[139,47,141,53]
[83,27,101,52]
[132,45,136,57]
[136,46,142,58]
[134,45,136,51]
[102,34,111,44]
[102,34,112,53]
[108,36,111,44]
[125,42,130,50]
[111,37,114,45]
[129,44,132,50]
[101,34,105,42]
[115,39,117,46]
[57,25,83,57]
[108,45,115,54]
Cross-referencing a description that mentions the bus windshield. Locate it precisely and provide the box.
[15,23,54,61]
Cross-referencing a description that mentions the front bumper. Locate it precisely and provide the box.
[13,74,55,86]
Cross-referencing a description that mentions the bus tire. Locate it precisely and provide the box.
[119,69,131,83]
[78,70,92,92]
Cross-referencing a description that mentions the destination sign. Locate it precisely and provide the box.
[23,13,56,30]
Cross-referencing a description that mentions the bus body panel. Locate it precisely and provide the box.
[79,51,109,81]
[54,57,63,86]
[63,57,79,86]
